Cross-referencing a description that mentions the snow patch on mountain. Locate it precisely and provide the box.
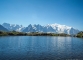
[2,23,25,32]
[23,23,79,34]
[2,23,79,34]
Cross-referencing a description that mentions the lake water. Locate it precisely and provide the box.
[0,36,83,60]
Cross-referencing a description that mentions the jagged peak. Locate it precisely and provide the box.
[1,23,80,34]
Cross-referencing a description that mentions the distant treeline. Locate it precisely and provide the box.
[27,32,70,36]
[0,30,70,36]
[0,31,27,36]
[75,31,83,38]
[0,30,83,38]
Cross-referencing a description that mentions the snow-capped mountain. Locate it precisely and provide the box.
[23,24,44,32]
[1,23,79,34]
[2,23,25,32]
[23,23,79,34]
[0,25,9,32]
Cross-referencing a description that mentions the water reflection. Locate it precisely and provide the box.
[0,36,83,60]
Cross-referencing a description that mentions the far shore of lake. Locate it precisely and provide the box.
[0,31,83,38]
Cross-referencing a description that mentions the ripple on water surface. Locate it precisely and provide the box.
[0,36,83,60]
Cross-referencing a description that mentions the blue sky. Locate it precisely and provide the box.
[0,0,83,30]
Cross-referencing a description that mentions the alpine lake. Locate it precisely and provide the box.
[0,36,83,60]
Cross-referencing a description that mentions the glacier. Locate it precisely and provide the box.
[2,23,80,34]
[2,23,25,32]
[23,23,79,35]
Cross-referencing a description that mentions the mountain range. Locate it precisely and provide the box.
[2,23,25,32]
[0,25,9,32]
[0,23,80,35]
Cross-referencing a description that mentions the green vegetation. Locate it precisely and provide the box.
[0,30,70,36]
[76,31,83,38]
[1,30,83,38]
[0,30,27,36]
[26,32,70,36]
[0,31,8,36]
